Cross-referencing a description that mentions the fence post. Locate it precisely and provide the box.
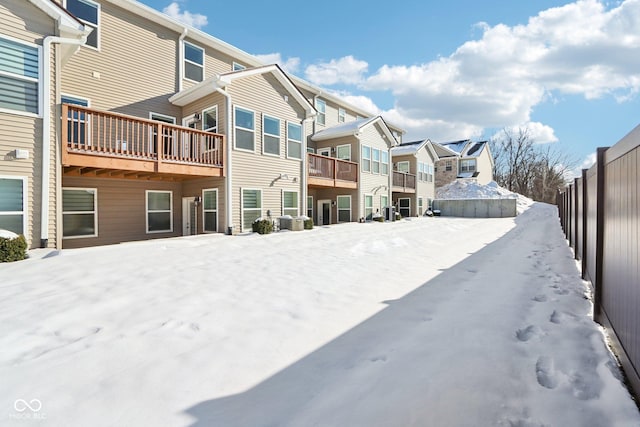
[593,147,607,321]
[581,169,588,279]
[574,178,580,257]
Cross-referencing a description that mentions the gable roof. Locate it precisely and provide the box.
[432,142,461,158]
[169,64,315,118]
[28,0,87,36]
[390,139,439,160]
[311,116,397,145]
[438,139,471,156]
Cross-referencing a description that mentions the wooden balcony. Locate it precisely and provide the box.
[392,171,416,193]
[307,153,358,189]
[61,104,224,181]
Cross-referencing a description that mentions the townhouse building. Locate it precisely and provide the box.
[0,0,406,249]
[433,139,494,188]
[390,139,438,217]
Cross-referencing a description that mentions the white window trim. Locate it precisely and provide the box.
[65,0,101,51]
[286,121,303,160]
[145,190,173,234]
[380,195,388,210]
[149,112,176,124]
[372,148,381,175]
[364,194,374,220]
[62,187,98,239]
[262,114,281,157]
[202,188,218,233]
[336,144,351,161]
[241,188,262,232]
[315,98,326,126]
[381,150,389,175]
[234,105,256,153]
[0,35,42,118]
[232,62,246,71]
[0,175,28,238]
[418,197,424,215]
[397,161,410,173]
[317,147,331,157]
[338,108,346,123]
[336,195,351,223]
[183,41,205,83]
[282,190,299,217]
[362,145,371,173]
[61,93,91,107]
[460,158,477,172]
[202,106,218,133]
[307,195,313,218]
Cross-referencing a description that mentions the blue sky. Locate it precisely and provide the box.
[140,0,640,173]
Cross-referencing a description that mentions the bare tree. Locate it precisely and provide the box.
[491,127,576,203]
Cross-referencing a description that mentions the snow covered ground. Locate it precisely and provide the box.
[1,203,639,426]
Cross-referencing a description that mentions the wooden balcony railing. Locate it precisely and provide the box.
[62,104,224,178]
[308,153,358,189]
[393,171,416,191]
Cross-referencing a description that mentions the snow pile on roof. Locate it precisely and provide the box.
[436,180,534,213]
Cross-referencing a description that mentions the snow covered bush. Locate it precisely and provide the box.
[0,233,27,262]
[303,218,314,229]
[252,218,273,234]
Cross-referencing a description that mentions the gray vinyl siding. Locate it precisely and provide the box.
[358,123,392,220]
[0,0,57,248]
[307,187,358,225]
[61,1,182,120]
[181,178,226,233]
[227,73,306,232]
[61,177,183,248]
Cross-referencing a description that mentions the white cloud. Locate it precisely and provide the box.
[163,2,207,29]
[305,56,368,86]
[494,122,559,144]
[306,0,640,142]
[254,53,301,74]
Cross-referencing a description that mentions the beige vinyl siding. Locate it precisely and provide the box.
[227,73,306,232]
[0,0,58,248]
[415,147,436,207]
[358,124,391,221]
[474,148,494,185]
[61,177,182,248]
[181,43,247,90]
[61,1,181,120]
[1,0,55,44]
[180,92,226,132]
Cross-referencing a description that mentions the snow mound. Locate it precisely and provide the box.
[0,229,19,239]
[436,180,534,214]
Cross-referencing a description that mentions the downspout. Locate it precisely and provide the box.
[214,85,234,234]
[301,116,314,218]
[178,28,188,92]
[42,35,86,248]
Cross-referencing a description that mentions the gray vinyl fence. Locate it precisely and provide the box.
[557,123,640,400]
[432,198,517,218]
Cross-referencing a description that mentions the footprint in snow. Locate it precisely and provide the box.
[370,355,388,363]
[516,325,538,342]
[535,356,558,389]
[532,294,547,302]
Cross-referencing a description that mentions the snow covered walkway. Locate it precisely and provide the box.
[1,203,639,426]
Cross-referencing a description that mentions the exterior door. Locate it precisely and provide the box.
[182,197,197,235]
[318,200,331,225]
[317,147,331,157]
[398,198,411,218]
